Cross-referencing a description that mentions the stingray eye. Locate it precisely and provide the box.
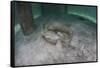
[53,31,57,34]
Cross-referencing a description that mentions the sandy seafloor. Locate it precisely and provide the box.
[14,14,97,66]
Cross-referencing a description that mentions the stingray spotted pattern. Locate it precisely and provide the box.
[15,15,97,66]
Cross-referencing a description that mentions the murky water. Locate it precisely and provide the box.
[15,14,97,66]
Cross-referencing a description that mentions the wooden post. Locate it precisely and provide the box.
[16,2,34,35]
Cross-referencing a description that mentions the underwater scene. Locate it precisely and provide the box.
[12,1,97,66]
